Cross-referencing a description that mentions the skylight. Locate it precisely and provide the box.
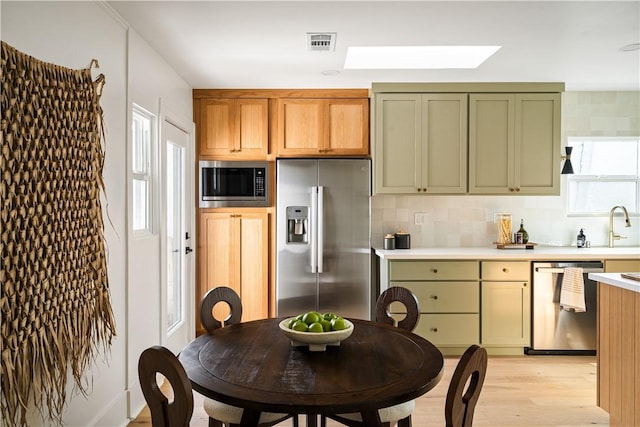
[344,46,501,69]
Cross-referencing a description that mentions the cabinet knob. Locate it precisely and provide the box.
[430,295,438,300]
[422,188,427,192]
[430,327,438,333]
[515,188,521,192]
[503,268,509,273]
[417,188,422,192]
[509,188,515,192]
[432,268,438,273]
[523,282,527,287]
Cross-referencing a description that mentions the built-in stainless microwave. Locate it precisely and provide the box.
[199,160,269,208]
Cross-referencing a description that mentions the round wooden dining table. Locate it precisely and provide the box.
[178,317,444,427]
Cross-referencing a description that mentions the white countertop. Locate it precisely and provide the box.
[589,272,640,293]
[374,246,640,260]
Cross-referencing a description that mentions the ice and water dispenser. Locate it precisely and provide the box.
[286,206,308,244]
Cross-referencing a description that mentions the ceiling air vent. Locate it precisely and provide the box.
[307,33,336,52]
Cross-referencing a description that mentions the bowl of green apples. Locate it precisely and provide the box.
[279,311,353,351]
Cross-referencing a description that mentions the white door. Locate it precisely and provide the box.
[162,118,195,354]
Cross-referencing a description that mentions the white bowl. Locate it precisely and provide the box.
[279,317,354,351]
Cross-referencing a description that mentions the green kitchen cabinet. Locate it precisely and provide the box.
[604,259,640,272]
[469,93,561,195]
[374,93,468,194]
[480,261,531,351]
[388,260,480,355]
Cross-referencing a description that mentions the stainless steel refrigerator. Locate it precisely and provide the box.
[276,159,371,320]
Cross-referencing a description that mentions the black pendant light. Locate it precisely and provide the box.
[561,146,574,175]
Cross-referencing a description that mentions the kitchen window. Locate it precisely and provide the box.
[566,137,640,215]
[132,105,156,235]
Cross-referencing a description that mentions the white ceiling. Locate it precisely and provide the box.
[108,1,640,91]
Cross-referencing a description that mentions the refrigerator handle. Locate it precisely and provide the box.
[317,186,324,273]
[310,186,318,273]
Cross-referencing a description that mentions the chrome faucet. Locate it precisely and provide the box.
[608,205,631,247]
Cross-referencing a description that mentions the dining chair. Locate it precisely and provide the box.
[375,286,421,331]
[324,344,488,427]
[138,345,194,427]
[320,287,420,427]
[200,286,243,333]
[199,286,298,427]
[445,344,488,427]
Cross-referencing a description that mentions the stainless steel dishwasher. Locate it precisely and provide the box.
[526,261,604,355]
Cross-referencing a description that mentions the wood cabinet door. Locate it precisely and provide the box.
[325,98,369,155]
[236,99,268,157]
[514,94,560,194]
[469,94,515,194]
[200,99,236,157]
[199,99,268,159]
[198,211,269,327]
[199,212,239,326]
[277,98,324,155]
[238,212,269,321]
[421,94,468,193]
[481,281,531,346]
[277,98,369,156]
[374,94,422,193]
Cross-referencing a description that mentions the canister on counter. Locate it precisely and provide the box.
[394,231,411,249]
[383,234,395,250]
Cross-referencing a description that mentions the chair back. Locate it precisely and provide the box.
[138,346,194,427]
[375,286,420,331]
[200,286,243,333]
[445,344,488,427]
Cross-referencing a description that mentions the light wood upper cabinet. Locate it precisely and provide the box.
[374,93,467,194]
[199,98,268,159]
[469,93,560,195]
[276,98,369,156]
[198,211,269,333]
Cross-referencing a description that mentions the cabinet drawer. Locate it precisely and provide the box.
[389,260,479,281]
[413,314,479,346]
[605,259,640,272]
[389,281,479,313]
[481,261,529,281]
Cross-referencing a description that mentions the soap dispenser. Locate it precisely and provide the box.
[577,229,586,248]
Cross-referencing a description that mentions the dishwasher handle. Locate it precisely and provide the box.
[535,267,604,274]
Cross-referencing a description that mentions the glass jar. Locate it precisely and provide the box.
[496,213,512,244]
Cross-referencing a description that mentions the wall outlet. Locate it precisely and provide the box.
[414,212,428,225]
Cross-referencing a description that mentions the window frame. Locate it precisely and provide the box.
[566,136,640,217]
[132,104,157,237]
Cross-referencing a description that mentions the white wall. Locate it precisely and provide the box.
[126,29,193,418]
[1,1,192,425]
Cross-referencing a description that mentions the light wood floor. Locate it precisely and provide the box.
[129,355,608,427]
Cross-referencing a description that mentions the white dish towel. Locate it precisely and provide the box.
[560,267,586,312]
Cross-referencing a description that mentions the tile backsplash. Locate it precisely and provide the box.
[371,91,640,249]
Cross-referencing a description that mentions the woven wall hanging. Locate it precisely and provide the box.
[0,41,116,426]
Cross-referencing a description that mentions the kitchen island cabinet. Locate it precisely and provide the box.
[590,273,640,427]
[198,210,268,333]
